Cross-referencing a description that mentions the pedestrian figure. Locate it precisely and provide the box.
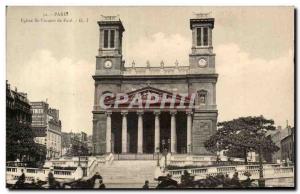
[228,157,232,164]
[215,173,225,185]
[216,155,221,164]
[223,173,231,187]
[166,173,172,179]
[92,172,102,182]
[99,179,106,189]
[231,172,241,187]
[91,172,103,188]
[181,170,193,187]
[15,169,26,188]
[48,169,56,189]
[19,169,25,182]
[143,180,149,189]
[241,171,253,188]
[94,178,106,189]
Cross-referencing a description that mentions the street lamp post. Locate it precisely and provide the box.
[93,143,96,156]
[156,147,160,166]
[50,147,53,159]
[78,148,82,167]
[163,148,168,169]
[167,139,171,153]
[188,144,191,155]
[257,130,266,187]
[111,139,113,153]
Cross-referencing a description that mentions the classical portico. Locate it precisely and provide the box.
[105,110,192,154]
[92,14,218,155]
[101,87,193,154]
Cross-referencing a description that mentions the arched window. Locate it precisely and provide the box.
[197,90,207,105]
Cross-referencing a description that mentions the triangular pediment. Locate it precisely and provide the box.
[104,86,193,107]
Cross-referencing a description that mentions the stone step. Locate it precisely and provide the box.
[96,160,158,184]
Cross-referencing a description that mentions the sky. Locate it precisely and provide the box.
[6,6,294,134]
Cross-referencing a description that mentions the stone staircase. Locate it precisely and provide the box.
[96,160,158,188]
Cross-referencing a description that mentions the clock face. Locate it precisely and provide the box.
[198,58,207,67]
[104,60,112,69]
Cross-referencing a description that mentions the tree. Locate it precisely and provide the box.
[6,119,46,164]
[204,116,279,164]
[65,136,89,157]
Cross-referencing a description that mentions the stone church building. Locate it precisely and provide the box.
[92,14,218,155]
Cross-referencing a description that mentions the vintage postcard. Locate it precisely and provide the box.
[6,6,295,189]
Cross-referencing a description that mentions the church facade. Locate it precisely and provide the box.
[92,15,218,155]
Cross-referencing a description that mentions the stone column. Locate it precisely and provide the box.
[209,28,213,47]
[99,29,103,51]
[137,111,144,153]
[105,111,112,153]
[115,30,119,50]
[201,27,204,46]
[186,111,193,153]
[170,110,177,153]
[154,111,160,152]
[121,111,128,153]
[192,28,196,47]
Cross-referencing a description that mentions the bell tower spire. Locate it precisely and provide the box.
[189,13,215,74]
[96,15,125,75]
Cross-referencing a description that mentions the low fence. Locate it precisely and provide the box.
[169,154,252,166]
[6,155,112,184]
[7,155,294,187]
[6,161,40,168]
[167,164,294,182]
[6,166,80,184]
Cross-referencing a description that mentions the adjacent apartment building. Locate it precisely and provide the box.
[281,127,294,163]
[31,101,62,158]
[61,132,89,156]
[270,126,289,163]
[269,125,294,163]
[6,81,35,161]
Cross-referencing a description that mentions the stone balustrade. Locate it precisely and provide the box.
[7,156,294,187]
[6,155,109,184]
[169,154,217,166]
[6,166,81,184]
[123,66,190,75]
[114,153,160,160]
[167,164,294,183]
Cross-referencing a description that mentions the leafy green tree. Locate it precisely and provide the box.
[204,116,279,164]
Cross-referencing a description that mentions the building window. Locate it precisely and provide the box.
[196,27,209,47]
[104,30,115,49]
[104,30,109,48]
[203,27,208,46]
[110,30,115,48]
[196,28,201,46]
